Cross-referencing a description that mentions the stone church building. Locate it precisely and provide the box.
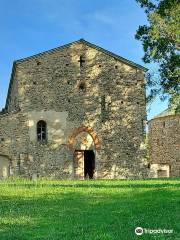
[0,39,148,179]
[149,109,180,178]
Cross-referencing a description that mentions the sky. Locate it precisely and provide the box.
[0,0,168,120]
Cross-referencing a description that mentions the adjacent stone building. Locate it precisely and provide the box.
[149,109,180,177]
[0,39,148,179]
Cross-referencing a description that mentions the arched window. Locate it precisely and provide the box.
[37,120,47,142]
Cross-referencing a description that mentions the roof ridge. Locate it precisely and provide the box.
[15,38,147,71]
[5,38,147,109]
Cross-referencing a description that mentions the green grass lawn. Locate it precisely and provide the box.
[0,178,180,240]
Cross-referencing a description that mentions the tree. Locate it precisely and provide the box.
[135,0,180,112]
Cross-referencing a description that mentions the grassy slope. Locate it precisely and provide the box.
[0,179,179,240]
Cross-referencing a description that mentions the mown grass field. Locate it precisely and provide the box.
[0,178,180,240]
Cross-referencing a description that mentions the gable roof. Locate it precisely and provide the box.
[5,39,148,110]
[153,107,180,119]
[16,38,148,71]
[148,107,180,123]
[154,108,176,118]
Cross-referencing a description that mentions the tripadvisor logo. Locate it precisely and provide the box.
[135,227,143,235]
[135,227,173,235]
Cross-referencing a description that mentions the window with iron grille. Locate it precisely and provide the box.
[37,120,47,142]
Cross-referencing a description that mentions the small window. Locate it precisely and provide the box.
[79,82,86,92]
[37,120,47,142]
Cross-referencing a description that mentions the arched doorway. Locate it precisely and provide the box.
[69,127,100,180]
[0,155,10,179]
[68,126,101,151]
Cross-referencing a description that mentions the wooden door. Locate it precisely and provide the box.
[0,155,9,179]
[73,151,84,179]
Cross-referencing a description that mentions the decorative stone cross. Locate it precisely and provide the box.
[78,55,85,67]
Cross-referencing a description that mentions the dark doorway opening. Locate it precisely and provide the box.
[84,150,95,179]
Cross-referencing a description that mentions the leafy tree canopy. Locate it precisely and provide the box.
[135,0,180,113]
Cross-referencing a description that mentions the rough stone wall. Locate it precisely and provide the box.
[149,115,180,177]
[1,41,147,179]
[0,112,74,179]
[0,112,29,176]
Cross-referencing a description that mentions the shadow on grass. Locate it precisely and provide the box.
[2,182,180,190]
[0,182,180,240]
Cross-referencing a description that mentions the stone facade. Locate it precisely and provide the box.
[149,112,180,177]
[0,39,148,179]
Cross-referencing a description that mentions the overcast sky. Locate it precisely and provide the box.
[0,0,168,120]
